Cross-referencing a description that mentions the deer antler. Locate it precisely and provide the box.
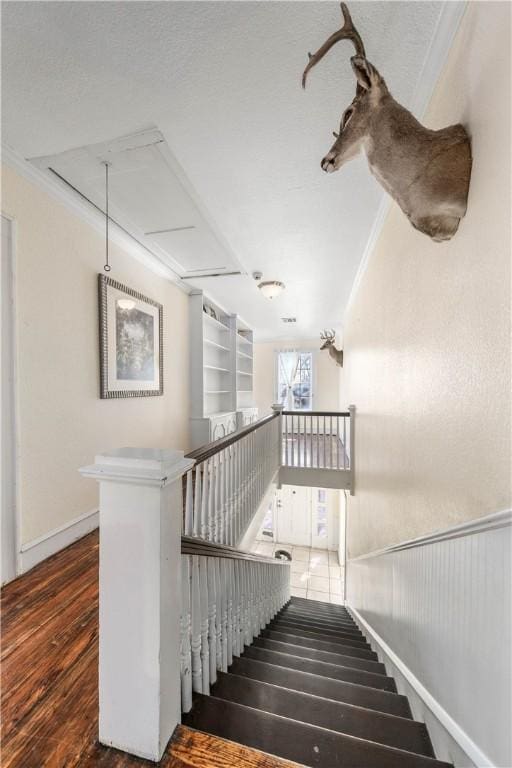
[320,329,335,340]
[302,2,366,89]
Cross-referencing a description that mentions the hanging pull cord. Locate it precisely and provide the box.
[103,161,111,272]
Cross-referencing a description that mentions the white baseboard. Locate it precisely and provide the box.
[348,605,492,768]
[20,508,98,573]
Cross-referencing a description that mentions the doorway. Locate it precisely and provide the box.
[1,215,17,584]
[275,485,339,551]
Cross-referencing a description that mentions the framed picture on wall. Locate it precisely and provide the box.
[98,274,163,398]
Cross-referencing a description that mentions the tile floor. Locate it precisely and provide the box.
[252,540,345,605]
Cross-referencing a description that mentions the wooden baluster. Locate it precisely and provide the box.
[209,457,216,542]
[217,451,224,545]
[330,416,333,469]
[206,557,217,686]
[193,465,202,538]
[190,555,202,693]
[241,561,250,647]
[199,557,210,695]
[200,461,209,540]
[220,559,228,672]
[184,470,193,535]
[213,558,222,672]
[337,416,341,470]
[233,559,241,657]
[230,446,235,546]
[284,413,288,465]
[223,448,229,545]
[343,414,347,470]
[226,559,233,666]
[180,555,192,712]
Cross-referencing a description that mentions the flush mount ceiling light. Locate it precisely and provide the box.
[258,281,285,299]
[252,271,285,299]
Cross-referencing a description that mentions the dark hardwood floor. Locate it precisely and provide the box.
[1,530,294,768]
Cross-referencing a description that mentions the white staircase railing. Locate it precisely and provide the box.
[180,538,290,712]
[183,411,280,546]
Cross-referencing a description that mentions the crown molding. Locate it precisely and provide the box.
[1,142,190,292]
[342,1,468,327]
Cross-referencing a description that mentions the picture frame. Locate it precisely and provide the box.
[98,274,163,398]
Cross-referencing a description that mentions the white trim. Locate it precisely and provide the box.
[348,508,512,563]
[343,1,468,327]
[1,143,188,291]
[20,508,99,574]
[1,214,21,584]
[348,605,493,768]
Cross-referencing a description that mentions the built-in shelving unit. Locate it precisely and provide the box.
[189,291,258,449]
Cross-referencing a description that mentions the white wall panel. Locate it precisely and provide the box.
[347,512,511,768]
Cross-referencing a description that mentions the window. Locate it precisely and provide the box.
[261,501,274,538]
[276,351,313,411]
[316,490,327,538]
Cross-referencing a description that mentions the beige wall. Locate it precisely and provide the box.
[342,3,511,558]
[2,164,190,545]
[254,338,341,417]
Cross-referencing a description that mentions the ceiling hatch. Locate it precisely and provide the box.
[29,128,241,278]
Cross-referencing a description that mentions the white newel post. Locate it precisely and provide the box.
[79,447,195,762]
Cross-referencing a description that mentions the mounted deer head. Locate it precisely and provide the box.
[320,330,343,367]
[303,3,472,242]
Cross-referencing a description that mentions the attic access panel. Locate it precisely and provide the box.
[29,128,240,277]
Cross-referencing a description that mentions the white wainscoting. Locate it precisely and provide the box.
[347,510,511,768]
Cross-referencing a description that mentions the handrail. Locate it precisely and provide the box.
[181,535,289,565]
[185,411,279,463]
[282,409,350,417]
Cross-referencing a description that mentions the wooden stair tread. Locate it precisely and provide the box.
[183,695,453,768]
[263,629,378,659]
[243,646,396,691]
[211,672,435,757]
[253,637,386,675]
[229,656,412,718]
[270,620,369,645]
[169,724,304,767]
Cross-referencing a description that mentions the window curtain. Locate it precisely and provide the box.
[278,350,299,409]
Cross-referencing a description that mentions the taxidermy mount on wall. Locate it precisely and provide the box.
[320,330,343,367]
[303,3,472,242]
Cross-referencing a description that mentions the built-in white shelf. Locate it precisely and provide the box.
[203,313,230,333]
[204,338,230,352]
[189,290,257,449]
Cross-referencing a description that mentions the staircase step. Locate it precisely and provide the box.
[211,672,435,757]
[242,646,396,692]
[266,625,372,651]
[272,618,365,641]
[283,602,353,619]
[289,597,349,615]
[229,656,412,718]
[254,637,386,675]
[169,724,300,767]
[263,629,378,660]
[280,609,361,632]
[183,694,451,768]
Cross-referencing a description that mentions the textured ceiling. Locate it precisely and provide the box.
[2,1,448,340]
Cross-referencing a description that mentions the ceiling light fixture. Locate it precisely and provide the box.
[258,280,285,299]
